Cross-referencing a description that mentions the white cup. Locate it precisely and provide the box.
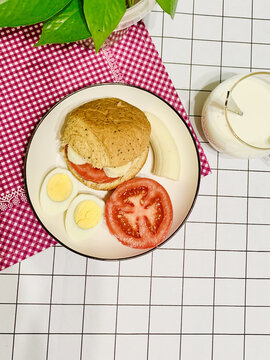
[201,72,270,158]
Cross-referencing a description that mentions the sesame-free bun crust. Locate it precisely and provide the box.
[61,98,151,169]
[61,147,149,191]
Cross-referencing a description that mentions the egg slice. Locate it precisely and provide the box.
[103,161,132,177]
[40,168,78,214]
[67,146,87,165]
[65,194,105,241]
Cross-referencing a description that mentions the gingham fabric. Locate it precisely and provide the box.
[0,22,210,271]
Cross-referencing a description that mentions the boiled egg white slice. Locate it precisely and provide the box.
[65,194,105,241]
[67,146,87,165]
[40,168,78,214]
[103,161,131,177]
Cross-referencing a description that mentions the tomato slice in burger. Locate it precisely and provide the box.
[105,178,173,249]
[69,161,118,183]
[65,145,118,184]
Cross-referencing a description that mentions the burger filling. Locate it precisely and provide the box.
[66,145,131,183]
[103,162,131,177]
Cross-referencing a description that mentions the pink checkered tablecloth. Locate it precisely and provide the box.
[0,22,210,271]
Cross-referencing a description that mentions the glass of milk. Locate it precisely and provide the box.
[201,72,270,158]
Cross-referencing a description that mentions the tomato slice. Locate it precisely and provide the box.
[105,178,173,249]
[69,161,119,183]
[66,146,119,183]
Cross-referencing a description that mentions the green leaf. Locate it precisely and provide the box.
[83,0,126,52]
[36,0,91,46]
[156,0,178,18]
[0,0,72,26]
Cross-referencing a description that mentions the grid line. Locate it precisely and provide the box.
[163,61,270,70]
[211,153,220,359]
[153,7,270,22]
[155,34,270,47]
[45,246,56,360]
[243,161,251,360]
[146,252,154,360]
[5,331,270,336]
[4,303,270,308]
[10,262,20,360]
[113,261,121,360]
[211,1,225,356]
[79,258,88,360]
[243,3,254,357]
[4,270,270,278]
[179,224,187,359]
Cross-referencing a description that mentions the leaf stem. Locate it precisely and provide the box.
[125,0,137,8]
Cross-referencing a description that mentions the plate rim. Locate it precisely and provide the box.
[23,82,201,261]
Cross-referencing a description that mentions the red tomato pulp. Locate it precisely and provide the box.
[66,146,118,183]
[105,178,173,249]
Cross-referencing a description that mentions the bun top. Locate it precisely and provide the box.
[61,98,151,168]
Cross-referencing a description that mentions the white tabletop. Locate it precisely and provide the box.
[1,0,270,359]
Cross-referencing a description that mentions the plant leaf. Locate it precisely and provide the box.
[156,0,178,18]
[83,0,126,52]
[0,0,72,26]
[36,0,91,46]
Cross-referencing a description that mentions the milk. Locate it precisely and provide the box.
[201,73,270,158]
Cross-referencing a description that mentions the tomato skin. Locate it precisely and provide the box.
[105,178,173,249]
[66,146,118,183]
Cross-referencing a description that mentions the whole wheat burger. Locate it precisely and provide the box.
[60,98,151,190]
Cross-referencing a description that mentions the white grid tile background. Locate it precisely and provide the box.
[1,0,270,359]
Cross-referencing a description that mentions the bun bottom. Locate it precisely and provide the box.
[62,147,149,191]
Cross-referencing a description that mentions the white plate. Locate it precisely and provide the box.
[24,83,200,260]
